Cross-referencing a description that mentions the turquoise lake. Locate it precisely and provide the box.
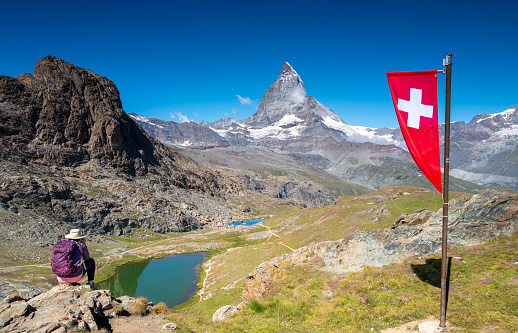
[228,219,266,226]
[98,252,206,307]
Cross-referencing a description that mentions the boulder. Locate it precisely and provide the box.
[392,208,433,228]
[0,284,114,332]
[162,322,178,330]
[212,305,239,321]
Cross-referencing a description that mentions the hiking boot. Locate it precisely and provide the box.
[86,282,96,290]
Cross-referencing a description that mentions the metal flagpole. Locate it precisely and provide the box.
[439,54,453,329]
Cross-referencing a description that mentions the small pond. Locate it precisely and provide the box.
[98,252,206,307]
[228,219,266,227]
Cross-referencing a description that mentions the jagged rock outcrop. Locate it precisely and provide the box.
[0,56,247,240]
[214,189,518,320]
[391,208,433,228]
[0,56,234,192]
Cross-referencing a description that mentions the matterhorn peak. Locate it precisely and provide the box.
[279,62,303,84]
[281,62,297,76]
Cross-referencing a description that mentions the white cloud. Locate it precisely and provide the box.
[236,95,253,105]
[169,111,192,123]
[232,109,239,115]
[224,112,231,117]
[288,86,306,106]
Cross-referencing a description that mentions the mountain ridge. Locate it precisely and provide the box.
[130,63,517,190]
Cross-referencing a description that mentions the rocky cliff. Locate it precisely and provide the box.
[0,56,230,188]
[0,57,246,243]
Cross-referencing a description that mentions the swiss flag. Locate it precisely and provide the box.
[387,71,442,193]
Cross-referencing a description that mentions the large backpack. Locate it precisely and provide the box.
[51,240,82,276]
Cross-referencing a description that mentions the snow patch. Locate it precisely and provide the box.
[321,116,404,147]
[476,107,516,123]
[212,129,228,137]
[128,114,164,129]
[494,125,518,137]
[212,115,305,140]
[177,140,194,147]
[249,114,305,139]
[276,114,303,126]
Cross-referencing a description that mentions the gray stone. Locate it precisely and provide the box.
[45,322,61,333]
[162,322,177,330]
[212,305,239,321]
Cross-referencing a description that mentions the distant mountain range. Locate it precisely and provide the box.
[130,62,518,190]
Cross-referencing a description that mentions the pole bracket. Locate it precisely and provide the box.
[439,54,454,73]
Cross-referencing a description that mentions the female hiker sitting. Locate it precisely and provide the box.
[51,229,96,289]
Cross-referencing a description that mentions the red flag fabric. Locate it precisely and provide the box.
[387,70,442,193]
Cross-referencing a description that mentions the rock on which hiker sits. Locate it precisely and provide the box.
[162,322,177,330]
[212,305,239,321]
[1,284,114,332]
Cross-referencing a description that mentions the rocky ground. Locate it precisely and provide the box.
[0,283,180,332]
[109,314,170,333]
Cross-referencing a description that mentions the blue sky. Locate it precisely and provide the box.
[1,0,516,128]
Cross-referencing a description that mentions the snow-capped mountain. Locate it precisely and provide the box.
[214,62,403,147]
[129,62,517,191]
[446,105,518,187]
[246,62,343,128]
[131,63,419,190]
[128,113,229,148]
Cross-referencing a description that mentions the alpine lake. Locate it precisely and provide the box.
[97,219,265,307]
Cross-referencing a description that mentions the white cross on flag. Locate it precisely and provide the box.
[387,70,442,193]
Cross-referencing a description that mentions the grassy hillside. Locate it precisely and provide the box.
[170,187,467,321]
[261,186,464,249]
[174,234,518,332]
